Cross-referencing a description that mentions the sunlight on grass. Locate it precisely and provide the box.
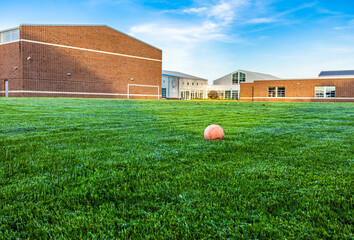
[0,98,353,239]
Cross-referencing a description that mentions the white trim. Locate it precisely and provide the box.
[127,84,160,100]
[3,90,161,98]
[0,40,20,46]
[17,39,162,62]
[253,97,354,100]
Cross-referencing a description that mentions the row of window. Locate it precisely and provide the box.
[268,87,285,97]
[164,86,336,99]
[222,90,239,99]
[232,72,246,85]
[0,29,20,44]
[183,81,204,86]
[179,90,239,100]
[181,90,204,100]
[268,86,336,98]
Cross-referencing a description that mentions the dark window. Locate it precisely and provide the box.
[225,91,231,99]
[232,90,238,99]
[268,87,276,97]
[239,72,246,82]
[268,87,285,97]
[232,73,239,85]
[277,87,285,97]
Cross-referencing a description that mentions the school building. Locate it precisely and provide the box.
[0,25,162,99]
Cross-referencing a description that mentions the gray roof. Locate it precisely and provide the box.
[214,69,280,83]
[236,69,280,80]
[162,70,207,80]
[319,70,354,77]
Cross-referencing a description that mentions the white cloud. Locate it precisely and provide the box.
[130,21,226,44]
[182,7,207,14]
[248,17,276,24]
[128,0,252,80]
[182,0,250,25]
[130,0,250,45]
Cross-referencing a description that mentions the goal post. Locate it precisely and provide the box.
[127,84,160,100]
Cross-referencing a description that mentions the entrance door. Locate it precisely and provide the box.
[5,80,8,97]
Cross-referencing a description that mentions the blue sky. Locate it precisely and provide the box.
[1,0,354,81]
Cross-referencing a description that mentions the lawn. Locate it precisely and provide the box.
[0,98,353,239]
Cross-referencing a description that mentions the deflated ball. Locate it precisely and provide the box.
[204,124,224,140]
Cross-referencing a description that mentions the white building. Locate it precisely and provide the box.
[211,70,280,99]
[162,69,280,100]
[162,70,208,99]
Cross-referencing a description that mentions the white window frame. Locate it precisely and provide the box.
[268,87,285,98]
[315,86,335,98]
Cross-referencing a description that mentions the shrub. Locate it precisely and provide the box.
[208,90,219,99]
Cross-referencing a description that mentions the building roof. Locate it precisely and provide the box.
[237,69,281,80]
[162,70,207,80]
[213,69,280,84]
[319,70,354,77]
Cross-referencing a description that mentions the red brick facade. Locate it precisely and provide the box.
[0,25,162,99]
[240,78,354,102]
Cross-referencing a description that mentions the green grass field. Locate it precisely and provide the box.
[0,98,353,239]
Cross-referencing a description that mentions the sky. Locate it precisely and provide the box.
[1,0,354,81]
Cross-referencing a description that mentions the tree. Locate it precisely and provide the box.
[208,90,219,99]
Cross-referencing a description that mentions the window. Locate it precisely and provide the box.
[268,87,276,97]
[239,72,246,83]
[187,82,189,86]
[315,86,335,98]
[5,80,8,97]
[185,91,190,99]
[218,91,224,99]
[192,82,194,86]
[232,72,246,85]
[232,73,239,85]
[183,82,185,85]
[162,88,166,99]
[225,91,231,99]
[232,90,238,100]
[0,29,20,44]
[197,83,199,86]
[277,87,285,97]
[268,87,285,97]
[199,91,204,99]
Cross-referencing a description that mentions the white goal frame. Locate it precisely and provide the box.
[127,84,160,99]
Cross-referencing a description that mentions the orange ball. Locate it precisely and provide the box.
[204,125,224,140]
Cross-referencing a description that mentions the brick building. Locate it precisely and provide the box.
[0,25,162,99]
[240,71,354,102]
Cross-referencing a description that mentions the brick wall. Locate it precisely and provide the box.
[21,25,162,60]
[239,82,254,101]
[0,42,23,97]
[240,78,354,102]
[1,25,162,99]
